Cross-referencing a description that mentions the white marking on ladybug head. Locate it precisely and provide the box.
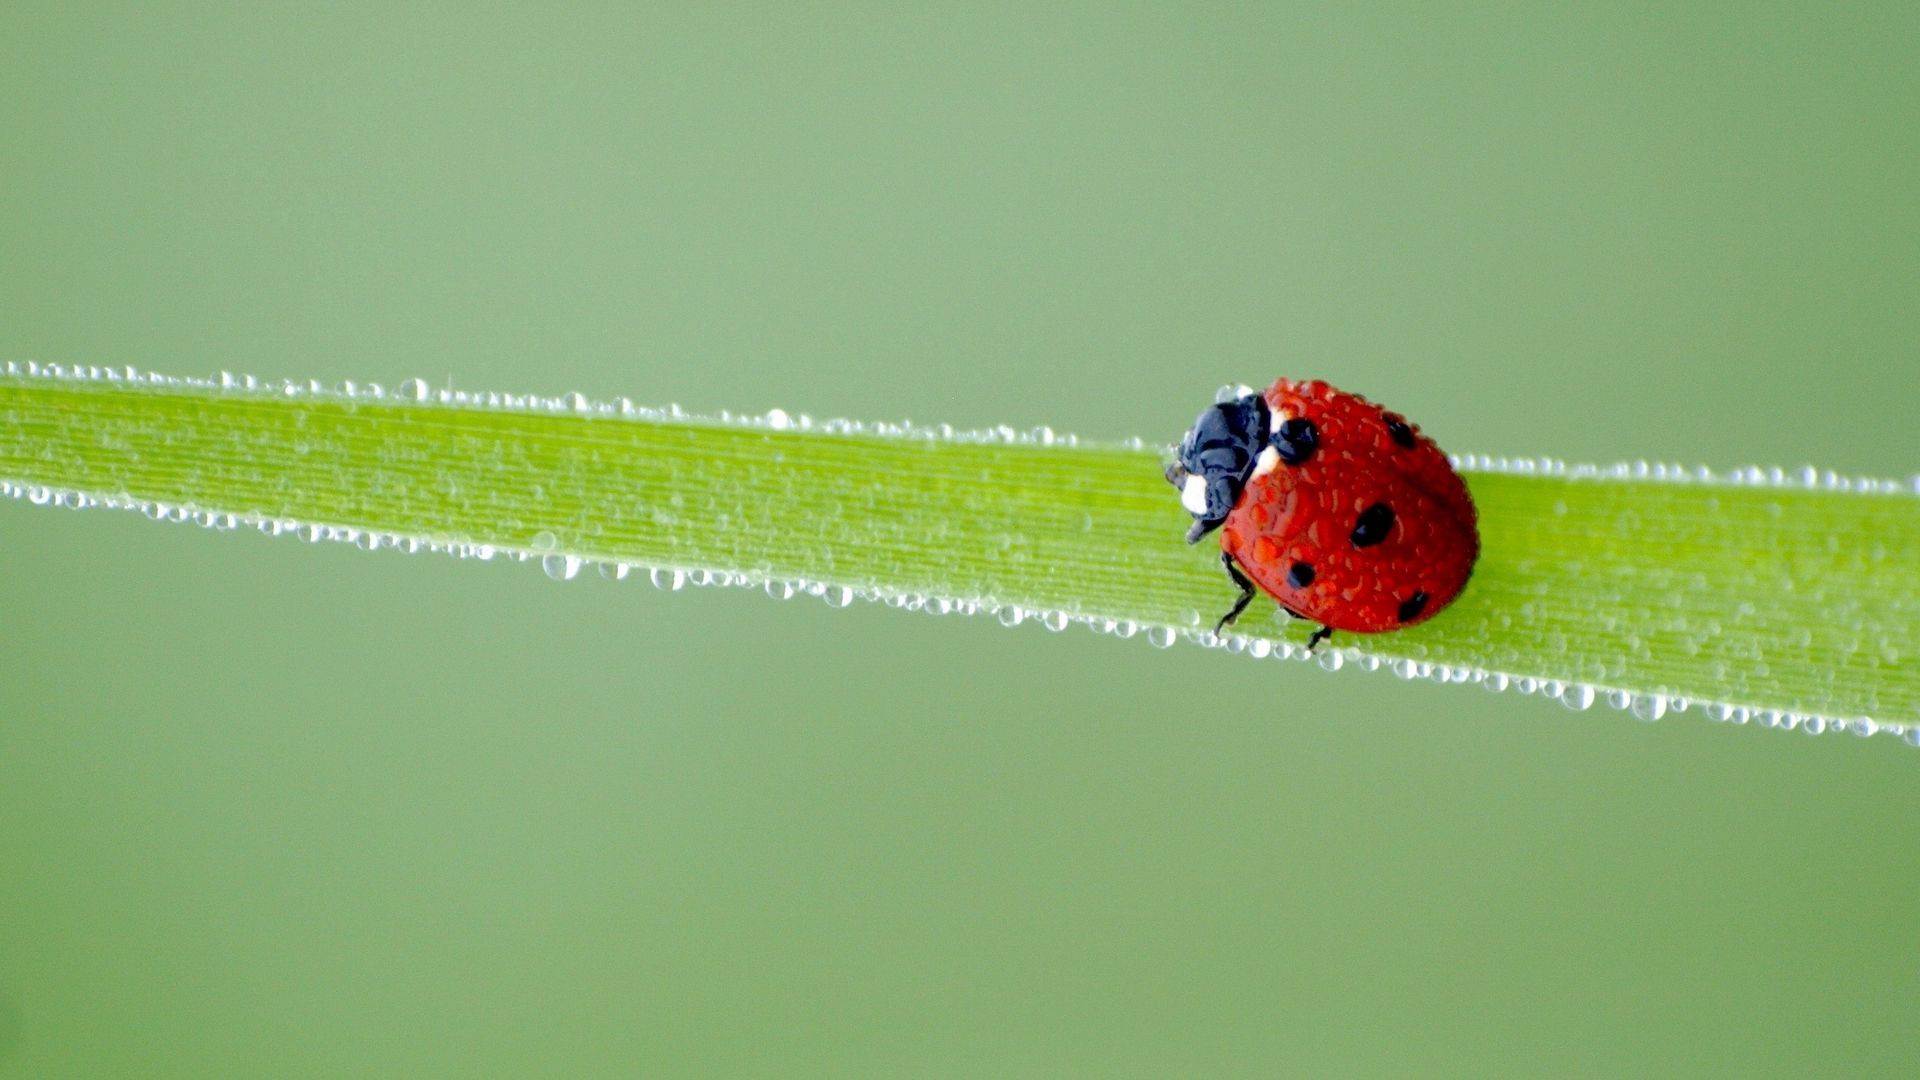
[1251,445,1280,480]
[1269,408,1290,434]
[1180,474,1209,515]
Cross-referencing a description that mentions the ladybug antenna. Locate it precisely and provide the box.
[1169,390,1270,544]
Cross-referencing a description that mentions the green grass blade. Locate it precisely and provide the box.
[2,365,1915,744]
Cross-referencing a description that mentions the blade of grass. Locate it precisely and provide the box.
[2,364,1915,744]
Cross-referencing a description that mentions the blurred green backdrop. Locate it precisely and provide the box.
[2,3,1917,1076]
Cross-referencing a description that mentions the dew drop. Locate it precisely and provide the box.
[1040,610,1069,632]
[1631,694,1667,722]
[649,567,686,591]
[597,561,631,581]
[1560,683,1596,712]
[542,553,582,581]
[1317,649,1345,672]
[824,585,855,608]
[764,579,796,601]
[1146,626,1177,649]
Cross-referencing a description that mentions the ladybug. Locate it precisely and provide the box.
[1166,378,1478,649]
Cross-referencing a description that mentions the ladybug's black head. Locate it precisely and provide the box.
[1166,388,1270,545]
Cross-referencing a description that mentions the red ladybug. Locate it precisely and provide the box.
[1166,378,1478,649]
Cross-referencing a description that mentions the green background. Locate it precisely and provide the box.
[2,3,1916,1076]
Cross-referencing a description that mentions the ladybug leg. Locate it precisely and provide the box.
[1214,551,1258,634]
[1305,625,1334,652]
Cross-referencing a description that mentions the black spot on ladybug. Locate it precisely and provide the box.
[1398,590,1429,623]
[1287,562,1315,588]
[1271,417,1319,466]
[1350,502,1394,548]
[1384,415,1416,449]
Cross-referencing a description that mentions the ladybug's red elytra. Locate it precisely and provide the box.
[1166,378,1478,650]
